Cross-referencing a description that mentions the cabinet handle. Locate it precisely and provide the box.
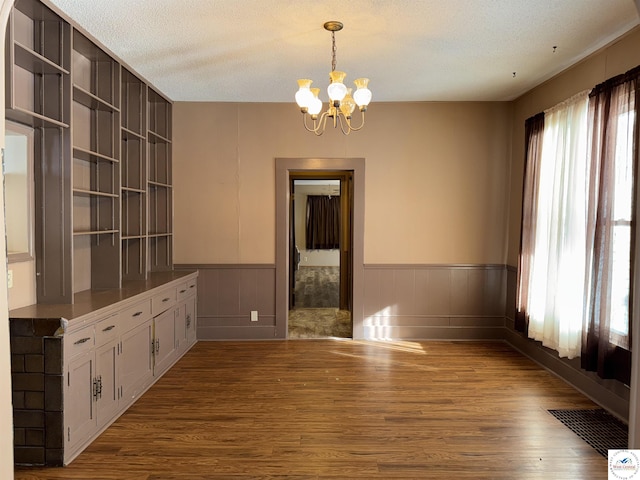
[179,289,187,294]
[74,337,91,345]
[162,297,170,302]
[102,325,116,332]
[186,314,191,328]
[93,377,99,399]
[132,311,143,317]
[189,284,195,289]
[155,339,160,354]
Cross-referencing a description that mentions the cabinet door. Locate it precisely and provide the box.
[174,303,187,355]
[186,296,197,345]
[65,351,96,452]
[153,308,176,375]
[120,319,153,405]
[95,338,119,427]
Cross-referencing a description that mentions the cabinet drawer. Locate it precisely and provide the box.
[152,287,177,316]
[177,278,197,302]
[121,299,152,330]
[95,313,119,345]
[65,325,95,359]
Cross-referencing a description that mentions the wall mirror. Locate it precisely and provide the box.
[3,121,34,263]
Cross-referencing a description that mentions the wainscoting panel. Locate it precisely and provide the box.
[175,264,276,340]
[362,264,507,340]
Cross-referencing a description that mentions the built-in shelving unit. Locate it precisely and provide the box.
[5,0,173,303]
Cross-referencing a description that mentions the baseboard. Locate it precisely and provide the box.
[504,328,630,422]
[197,325,278,340]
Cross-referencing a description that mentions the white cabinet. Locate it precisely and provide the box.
[65,350,95,452]
[175,303,188,356]
[95,338,120,427]
[59,272,198,464]
[95,314,120,427]
[153,308,177,375]
[174,277,197,357]
[120,319,153,405]
[186,296,197,345]
[64,312,120,455]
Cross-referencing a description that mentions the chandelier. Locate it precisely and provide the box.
[295,21,372,136]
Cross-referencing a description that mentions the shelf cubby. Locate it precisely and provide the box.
[148,88,171,139]
[6,0,70,128]
[122,191,145,238]
[72,30,119,108]
[121,237,146,279]
[122,68,145,135]
[149,234,172,272]
[148,184,172,236]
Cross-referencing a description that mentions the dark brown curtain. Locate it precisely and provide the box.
[515,112,545,334]
[581,66,640,383]
[306,195,340,250]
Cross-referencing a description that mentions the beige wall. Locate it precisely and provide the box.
[8,260,36,310]
[173,101,512,266]
[507,25,640,266]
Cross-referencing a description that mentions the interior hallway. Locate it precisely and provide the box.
[290,265,352,338]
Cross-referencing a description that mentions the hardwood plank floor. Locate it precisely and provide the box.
[15,340,608,479]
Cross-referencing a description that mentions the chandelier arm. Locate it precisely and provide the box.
[317,111,332,136]
[336,112,352,135]
[302,113,317,133]
[345,111,366,131]
[303,111,332,136]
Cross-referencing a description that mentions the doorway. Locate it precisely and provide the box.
[274,157,365,340]
[288,172,353,338]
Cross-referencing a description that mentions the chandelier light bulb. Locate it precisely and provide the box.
[353,78,372,108]
[308,88,323,116]
[340,88,356,118]
[295,79,314,110]
[327,71,348,104]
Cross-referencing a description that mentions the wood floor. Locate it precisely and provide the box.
[15,340,608,479]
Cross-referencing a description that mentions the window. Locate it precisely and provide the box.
[520,92,590,359]
[609,110,635,341]
[517,66,639,384]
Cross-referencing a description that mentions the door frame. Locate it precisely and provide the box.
[275,157,365,339]
[290,172,352,311]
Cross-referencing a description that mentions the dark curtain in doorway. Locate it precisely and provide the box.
[306,195,340,250]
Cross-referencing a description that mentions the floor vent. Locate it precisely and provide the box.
[548,408,627,457]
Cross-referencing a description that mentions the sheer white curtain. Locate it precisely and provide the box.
[526,91,589,358]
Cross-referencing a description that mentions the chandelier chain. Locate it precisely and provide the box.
[331,30,337,72]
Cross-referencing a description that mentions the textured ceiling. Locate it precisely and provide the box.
[47,0,640,103]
